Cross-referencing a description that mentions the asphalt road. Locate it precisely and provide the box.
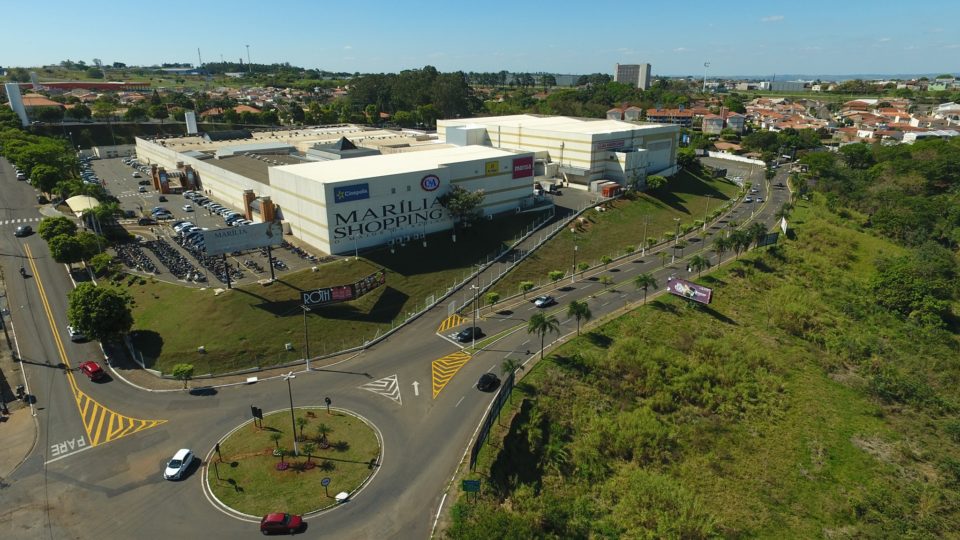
[0,156,790,539]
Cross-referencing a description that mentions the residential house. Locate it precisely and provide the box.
[702,114,724,134]
[644,107,693,127]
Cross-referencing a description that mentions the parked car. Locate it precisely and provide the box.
[477,372,501,392]
[67,326,86,342]
[158,196,168,202]
[533,295,555,308]
[138,186,147,193]
[138,217,157,226]
[259,513,303,535]
[137,179,151,186]
[132,172,142,178]
[182,204,194,212]
[14,225,33,237]
[163,448,194,480]
[454,327,484,343]
[78,361,105,381]
[756,197,764,202]
[743,197,753,203]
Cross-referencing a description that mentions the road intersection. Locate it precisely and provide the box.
[0,156,788,539]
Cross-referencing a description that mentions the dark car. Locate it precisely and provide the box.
[158,195,168,202]
[138,217,157,226]
[260,513,303,535]
[454,327,484,343]
[477,372,501,392]
[37,195,49,204]
[138,179,151,186]
[14,225,33,237]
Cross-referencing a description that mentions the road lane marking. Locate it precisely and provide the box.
[455,396,465,408]
[436,314,466,333]
[359,374,402,405]
[431,351,472,398]
[25,245,167,448]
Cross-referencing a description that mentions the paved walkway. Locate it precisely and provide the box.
[0,329,37,482]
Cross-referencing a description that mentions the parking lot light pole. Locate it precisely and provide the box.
[703,195,711,231]
[641,218,648,256]
[301,305,311,370]
[672,218,681,264]
[283,372,299,456]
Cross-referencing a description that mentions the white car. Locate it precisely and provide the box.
[163,448,194,480]
[744,197,753,203]
[67,326,86,342]
[533,295,555,308]
[182,204,194,212]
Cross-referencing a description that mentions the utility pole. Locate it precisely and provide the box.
[245,45,251,72]
[672,217,681,263]
[301,305,311,370]
[283,372,299,456]
[703,62,710,94]
[703,195,711,231]
[641,218,648,256]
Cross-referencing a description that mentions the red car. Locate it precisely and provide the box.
[260,513,303,535]
[78,361,105,381]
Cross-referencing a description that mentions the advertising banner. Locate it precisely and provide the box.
[301,269,386,306]
[594,139,626,151]
[333,183,370,203]
[201,221,283,256]
[512,156,533,179]
[666,277,713,305]
[484,160,500,176]
[757,232,779,248]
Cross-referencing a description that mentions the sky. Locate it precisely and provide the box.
[2,0,958,77]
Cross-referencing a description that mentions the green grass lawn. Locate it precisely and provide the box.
[126,212,539,375]
[450,196,960,538]
[209,408,380,516]
[488,169,742,299]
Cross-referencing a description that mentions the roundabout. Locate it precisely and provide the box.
[203,406,383,518]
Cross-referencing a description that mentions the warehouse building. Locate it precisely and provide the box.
[436,114,679,190]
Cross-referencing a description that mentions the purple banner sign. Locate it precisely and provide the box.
[666,277,712,305]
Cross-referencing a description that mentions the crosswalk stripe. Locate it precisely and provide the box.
[359,374,402,405]
[72,385,166,447]
[431,351,472,398]
[437,314,467,333]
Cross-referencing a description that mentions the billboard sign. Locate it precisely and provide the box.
[757,232,779,248]
[185,110,198,135]
[666,277,713,305]
[420,174,440,192]
[333,183,370,204]
[484,160,500,176]
[201,221,283,256]
[512,156,533,179]
[780,217,788,235]
[301,269,386,306]
[594,139,626,152]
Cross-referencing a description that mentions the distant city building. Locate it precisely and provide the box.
[614,63,652,90]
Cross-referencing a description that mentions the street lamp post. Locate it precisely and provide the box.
[641,218,648,256]
[703,195,711,231]
[702,62,711,94]
[283,372,299,456]
[301,305,311,370]
[672,218,681,263]
[570,228,578,283]
[470,265,481,348]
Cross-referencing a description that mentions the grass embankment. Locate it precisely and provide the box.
[488,169,741,299]
[209,408,380,516]
[127,213,538,375]
[449,197,960,538]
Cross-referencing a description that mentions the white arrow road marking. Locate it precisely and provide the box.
[359,374,402,405]
[412,381,420,397]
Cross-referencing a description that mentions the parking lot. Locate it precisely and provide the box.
[90,158,328,288]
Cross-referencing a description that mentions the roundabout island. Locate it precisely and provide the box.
[204,406,382,517]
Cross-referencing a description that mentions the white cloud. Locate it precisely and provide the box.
[877,37,891,43]
[673,47,691,53]
[343,45,353,50]
[944,44,960,49]
[760,15,784,22]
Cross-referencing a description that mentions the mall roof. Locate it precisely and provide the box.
[275,145,520,185]
[441,114,672,135]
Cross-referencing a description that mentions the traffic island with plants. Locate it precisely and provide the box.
[207,407,381,516]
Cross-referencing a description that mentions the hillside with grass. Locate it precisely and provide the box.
[448,194,960,539]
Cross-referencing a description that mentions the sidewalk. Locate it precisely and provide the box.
[0,342,37,481]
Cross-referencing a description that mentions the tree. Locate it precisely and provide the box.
[519,281,534,298]
[38,216,78,241]
[689,254,711,277]
[438,185,484,235]
[269,432,282,449]
[124,106,149,122]
[730,230,751,258]
[659,251,669,267]
[577,261,590,276]
[634,273,657,304]
[301,442,317,463]
[316,423,332,449]
[149,105,169,125]
[548,270,565,283]
[747,222,768,248]
[295,417,309,442]
[502,357,523,377]
[712,236,731,264]
[171,363,195,389]
[66,282,133,342]
[88,253,116,277]
[567,300,592,335]
[599,275,614,291]
[48,234,86,266]
[646,175,668,190]
[839,143,874,170]
[485,291,500,308]
[527,312,560,361]
[601,255,613,268]
[67,103,91,120]
[675,240,688,257]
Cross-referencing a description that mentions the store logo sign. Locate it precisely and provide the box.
[512,156,533,179]
[333,183,370,203]
[421,174,440,191]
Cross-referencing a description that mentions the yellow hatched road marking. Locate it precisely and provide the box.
[437,314,467,333]
[431,351,472,398]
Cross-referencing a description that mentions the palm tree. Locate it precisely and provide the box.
[689,254,711,277]
[295,417,309,442]
[269,432,282,449]
[502,357,523,377]
[302,442,317,463]
[634,273,657,304]
[316,423,332,449]
[659,251,669,267]
[527,312,560,361]
[567,300,592,335]
[675,239,689,257]
[713,236,731,264]
[747,222,768,248]
[729,230,748,259]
